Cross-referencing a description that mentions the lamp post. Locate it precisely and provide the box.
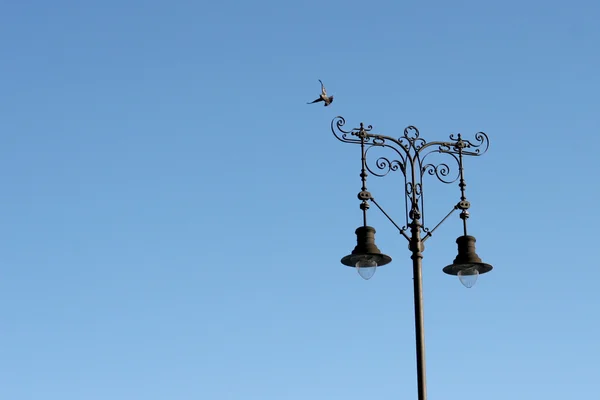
[331,116,493,400]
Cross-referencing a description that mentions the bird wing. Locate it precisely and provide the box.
[318,79,327,96]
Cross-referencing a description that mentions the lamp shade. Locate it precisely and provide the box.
[443,235,493,276]
[341,226,392,267]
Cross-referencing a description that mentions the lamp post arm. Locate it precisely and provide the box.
[369,196,411,242]
[421,204,460,243]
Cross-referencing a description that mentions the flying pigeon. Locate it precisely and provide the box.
[307,79,334,106]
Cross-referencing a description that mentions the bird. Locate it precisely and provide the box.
[307,79,334,106]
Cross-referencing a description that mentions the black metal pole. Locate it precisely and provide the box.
[409,215,427,400]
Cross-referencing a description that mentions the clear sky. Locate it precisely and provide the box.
[1,1,599,399]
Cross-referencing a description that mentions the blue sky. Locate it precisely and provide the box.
[1,1,599,399]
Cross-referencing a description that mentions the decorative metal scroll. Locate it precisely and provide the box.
[331,116,489,231]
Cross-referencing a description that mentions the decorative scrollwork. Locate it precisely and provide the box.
[406,182,414,198]
[423,161,457,184]
[372,136,386,146]
[330,116,490,231]
[415,183,422,196]
[362,141,406,175]
[445,131,490,156]
[437,143,453,153]
[331,116,374,144]
[367,156,404,177]
[404,125,420,140]
[397,125,427,153]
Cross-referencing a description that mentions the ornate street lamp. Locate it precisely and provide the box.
[331,116,493,400]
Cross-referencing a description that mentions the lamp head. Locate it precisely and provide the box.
[341,226,391,280]
[443,235,493,288]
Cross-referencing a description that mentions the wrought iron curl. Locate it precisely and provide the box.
[397,125,427,152]
[406,182,414,198]
[404,125,421,140]
[423,161,456,184]
[369,156,403,177]
[415,183,422,196]
[364,144,406,177]
[372,136,386,146]
[438,143,452,153]
[446,131,490,156]
[404,182,423,201]
[418,144,462,184]
[331,116,375,144]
